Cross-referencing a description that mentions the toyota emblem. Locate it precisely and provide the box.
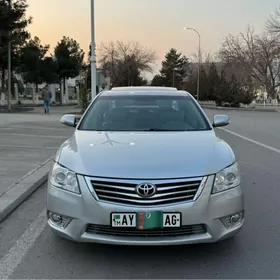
[135,183,157,197]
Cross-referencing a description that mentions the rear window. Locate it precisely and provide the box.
[78,94,211,131]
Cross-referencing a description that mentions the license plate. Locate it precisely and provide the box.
[111,213,137,227]
[111,212,181,229]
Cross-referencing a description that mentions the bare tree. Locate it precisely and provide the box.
[266,6,280,34]
[97,41,157,87]
[219,26,280,98]
[190,49,215,64]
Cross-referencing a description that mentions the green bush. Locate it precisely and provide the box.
[80,88,90,113]
[214,74,255,107]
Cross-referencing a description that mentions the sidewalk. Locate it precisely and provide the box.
[200,104,279,112]
[0,106,79,220]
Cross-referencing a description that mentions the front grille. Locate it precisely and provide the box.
[85,224,207,237]
[89,178,202,206]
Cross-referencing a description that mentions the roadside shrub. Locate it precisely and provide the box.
[80,88,90,113]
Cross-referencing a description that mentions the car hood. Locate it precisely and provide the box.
[56,130,235,179]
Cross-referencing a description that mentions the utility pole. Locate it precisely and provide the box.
[184,27,201,101]
[90,0,97,100]
[7,0,12,111]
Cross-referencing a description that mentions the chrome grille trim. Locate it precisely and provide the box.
[85,224,207,237]
[85,176,206,206]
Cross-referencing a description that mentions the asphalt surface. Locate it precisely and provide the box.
[1,108,280,278]
[0,106,75,196]
[206,108,280,149]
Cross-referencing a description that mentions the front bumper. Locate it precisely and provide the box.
[46,175,244,245]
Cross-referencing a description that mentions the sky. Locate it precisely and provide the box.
[26,0,280,77]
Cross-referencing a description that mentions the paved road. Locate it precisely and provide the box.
[205,108,280,150]
[1,109,280,278]
[0,106,76,196]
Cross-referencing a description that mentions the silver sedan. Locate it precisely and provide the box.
[47,86,244,245]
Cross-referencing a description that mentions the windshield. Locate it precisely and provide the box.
[78,94,212,131]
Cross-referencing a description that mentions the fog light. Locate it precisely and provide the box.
[221,211,244,228]
[47,211,72,228]
[230,214,241,223]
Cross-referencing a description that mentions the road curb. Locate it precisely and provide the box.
[0,157,53,223]
[0,107,34,113]
[0,103,78,108]
[201,105,278,112]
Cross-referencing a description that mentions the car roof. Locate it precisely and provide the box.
[111,86,178,91]
[101,86,191,97]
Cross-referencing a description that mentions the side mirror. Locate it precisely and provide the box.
[213,114,230,128]
[60,114,77,127]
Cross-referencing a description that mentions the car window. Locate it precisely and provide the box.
[78,94,211,131]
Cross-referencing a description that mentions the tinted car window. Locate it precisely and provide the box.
[78,94,211,131]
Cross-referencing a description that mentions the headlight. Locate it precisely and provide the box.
[50,162,80,194]
[212,162,241,194]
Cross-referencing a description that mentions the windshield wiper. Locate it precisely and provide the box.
[146,128,182,131]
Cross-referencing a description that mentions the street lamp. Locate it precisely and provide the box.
[183,27,201,101]
[7,0,12,111]
[90,0,97,100]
